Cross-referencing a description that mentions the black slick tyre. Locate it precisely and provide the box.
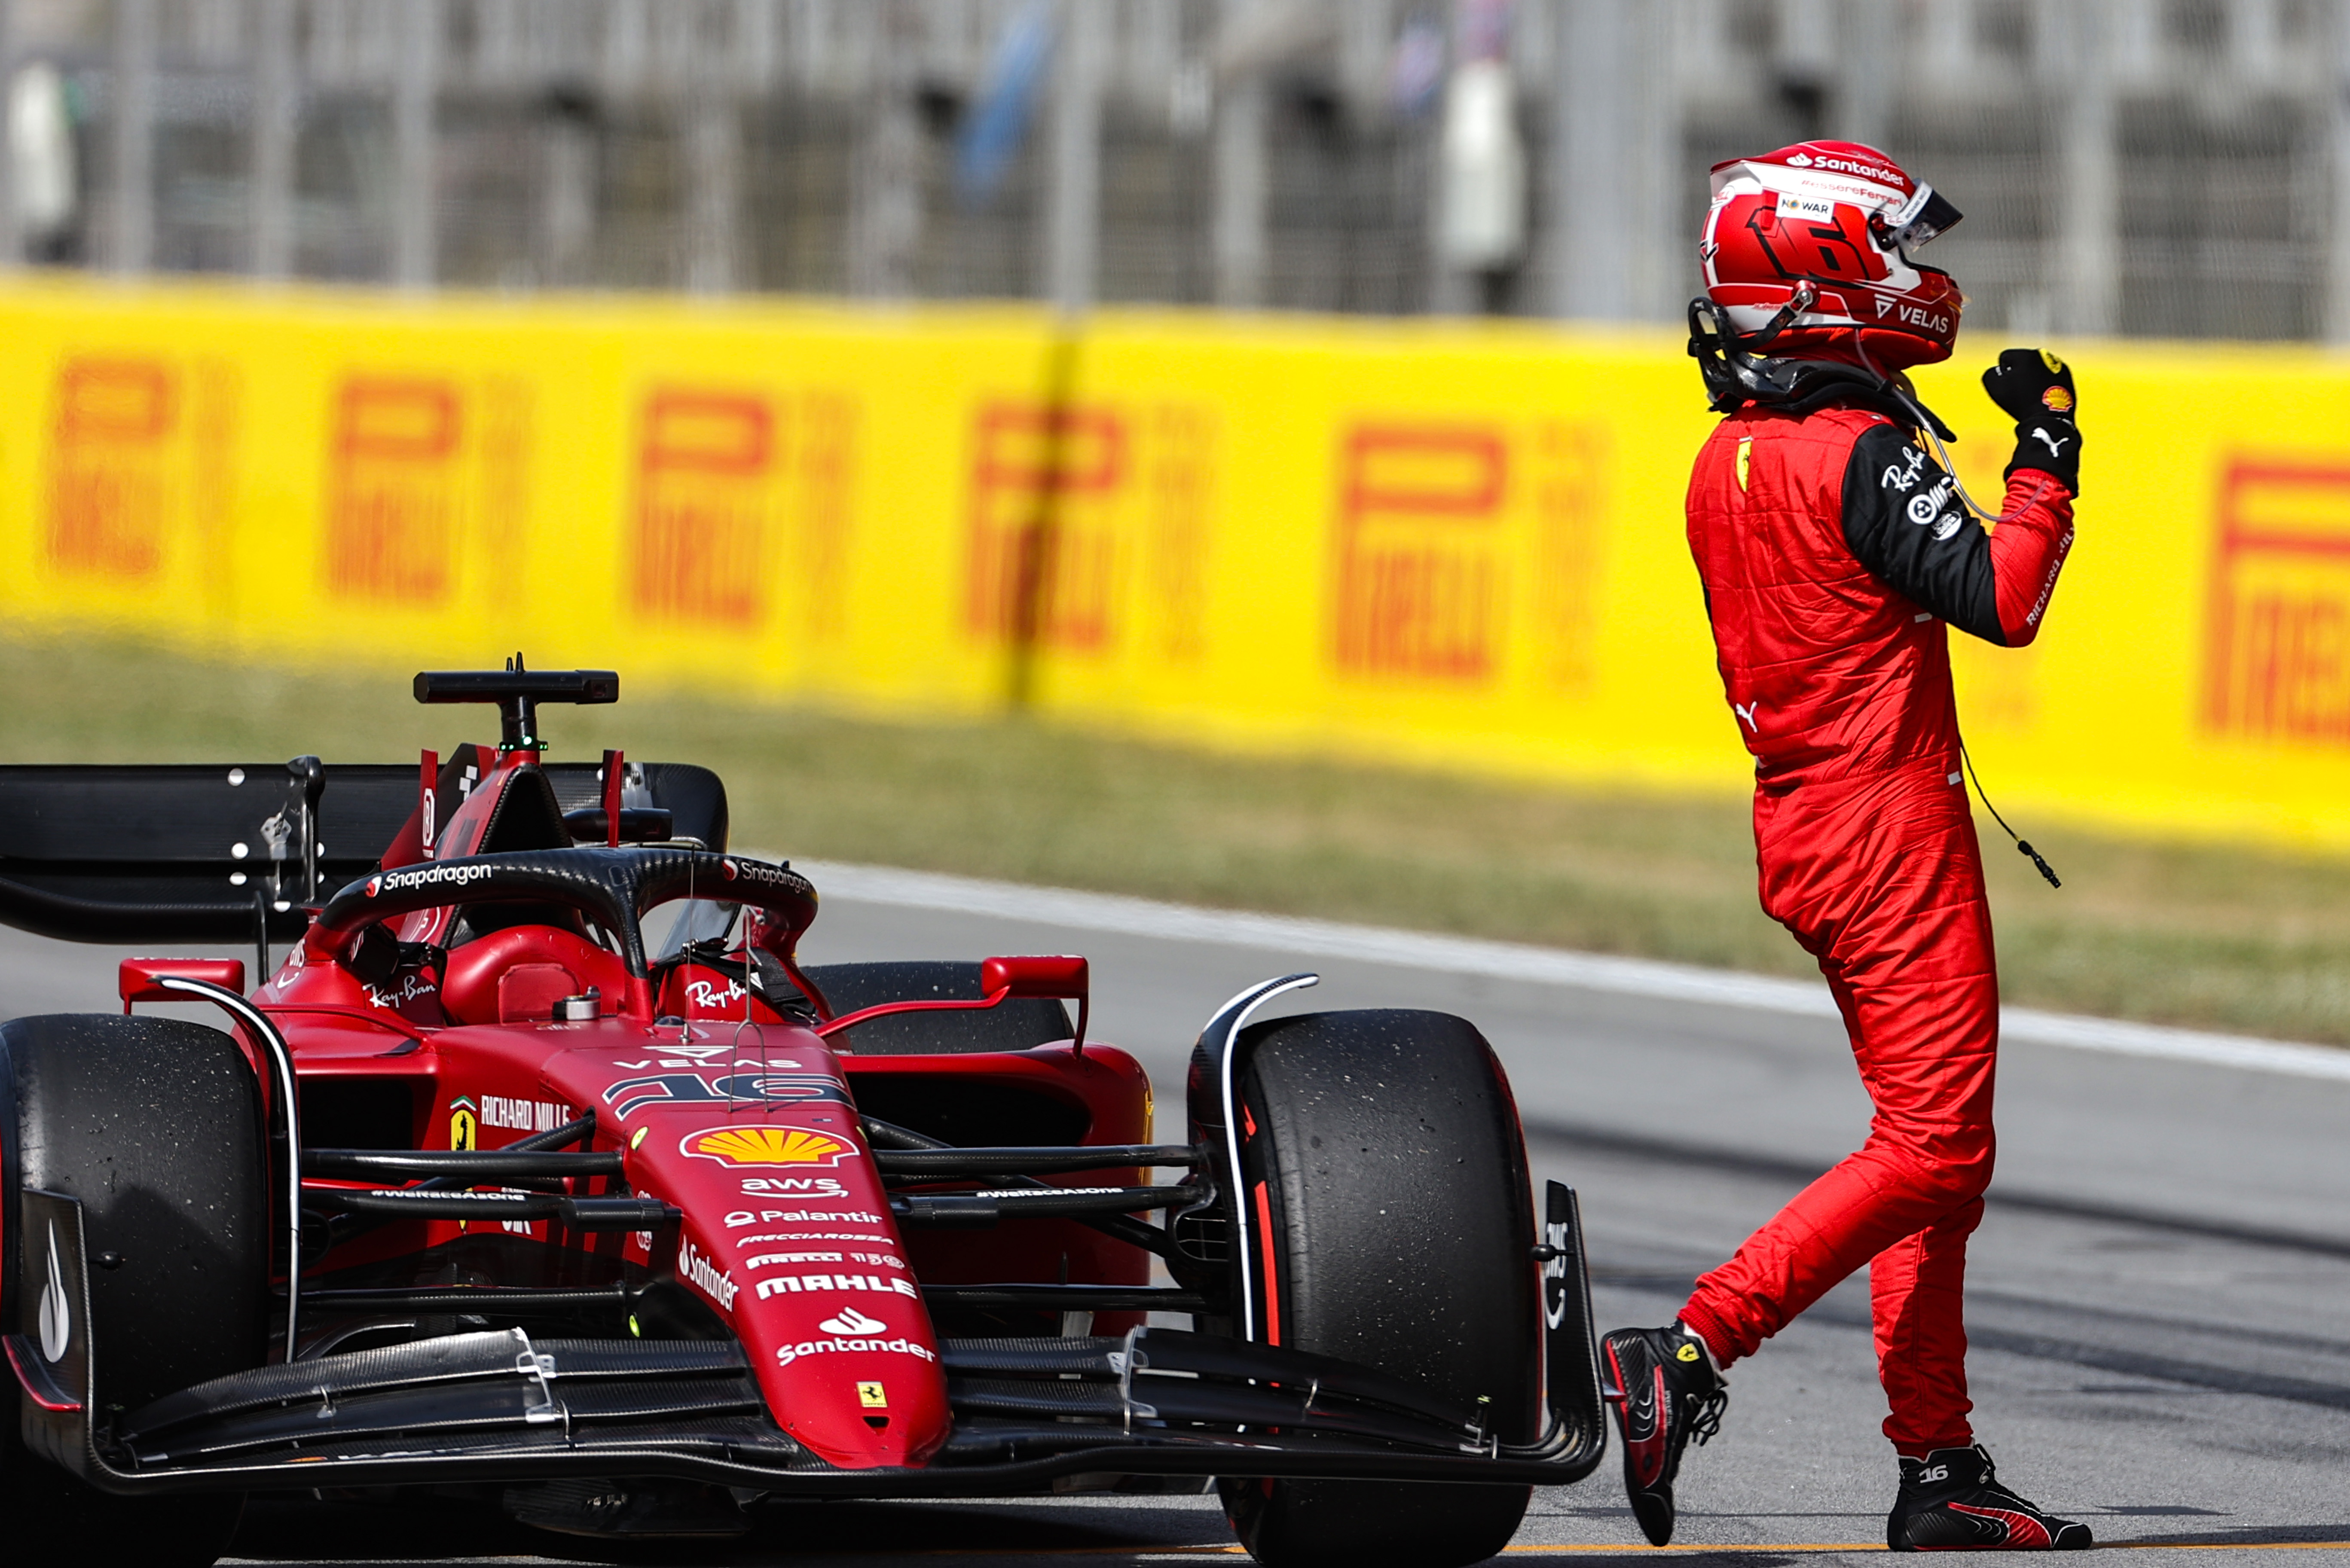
[1215,1010,1538,1568]
[0,1013,269,1568]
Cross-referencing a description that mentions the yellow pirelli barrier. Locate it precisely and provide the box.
[1,275,2348,853]
[0,281,1054,714]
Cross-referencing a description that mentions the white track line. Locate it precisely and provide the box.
[791,859,2350,1086]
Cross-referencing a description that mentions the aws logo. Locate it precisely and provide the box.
[682,1125,853,1167]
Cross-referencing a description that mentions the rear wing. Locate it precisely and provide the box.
[0,760,727,944]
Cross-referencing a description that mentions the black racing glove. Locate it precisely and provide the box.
[1981,347,2081,495]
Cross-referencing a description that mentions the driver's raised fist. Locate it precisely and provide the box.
[1980,348,2077,424]
[1982,348,2082,492]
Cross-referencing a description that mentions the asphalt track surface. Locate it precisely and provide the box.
[6,875,2350,1565]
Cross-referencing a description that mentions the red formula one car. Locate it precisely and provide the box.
[0,667,1604,1568]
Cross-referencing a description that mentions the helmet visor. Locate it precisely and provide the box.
[1879,183,1963,250]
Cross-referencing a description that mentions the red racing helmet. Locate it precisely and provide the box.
[1699,141,1964,370]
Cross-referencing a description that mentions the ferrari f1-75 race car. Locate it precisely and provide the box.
[0,665,1605,1567]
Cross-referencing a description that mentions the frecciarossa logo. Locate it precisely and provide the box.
[365,861,498,897]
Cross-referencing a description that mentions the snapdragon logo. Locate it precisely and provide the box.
[677,1239,739,1311]
[370,861,498,897]
[720,857,802,891]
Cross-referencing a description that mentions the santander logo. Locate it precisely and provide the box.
[819,1306,887,1335]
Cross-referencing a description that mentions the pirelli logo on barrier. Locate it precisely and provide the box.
[1329,419,1606,690]
[1333,425,1507,681]
[2203,458,2350,745]
[963,400,1214,660]
[631,387,858,633]
[966,402,1127,651]
[46,356,237,589]
[323,375,530,607]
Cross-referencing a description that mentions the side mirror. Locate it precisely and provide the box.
[120,957,248,1011]
[980,954,1088,1001]
[981,955,1089,1053]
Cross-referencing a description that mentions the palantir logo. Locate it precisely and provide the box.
[819,1306,886,1336]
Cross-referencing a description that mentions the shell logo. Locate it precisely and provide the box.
[681,1125,853,1167]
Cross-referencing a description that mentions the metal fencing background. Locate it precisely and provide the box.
[2,0,2343,341]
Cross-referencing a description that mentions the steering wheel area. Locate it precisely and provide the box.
[305,847,819,1022]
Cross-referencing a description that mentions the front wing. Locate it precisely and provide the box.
[11,1186,1607,1496]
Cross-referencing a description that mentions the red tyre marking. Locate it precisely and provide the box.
[1253,1179,1281,1346]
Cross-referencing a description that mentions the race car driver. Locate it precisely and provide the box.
[1599,142,2091,1553]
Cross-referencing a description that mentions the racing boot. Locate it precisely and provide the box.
[1887,1445,2093,1551]
[1602,1322,1727,1547]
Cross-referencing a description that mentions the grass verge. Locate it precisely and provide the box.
[6,633,2347,1046]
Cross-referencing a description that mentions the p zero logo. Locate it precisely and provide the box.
[1332,425,1507,681]
[2203,459,2350,745]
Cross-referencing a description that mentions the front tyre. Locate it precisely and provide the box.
[1216,1010,1538,1568]
[1,1013,269,1568]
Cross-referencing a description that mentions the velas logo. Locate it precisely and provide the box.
[820,1306,887,1335]
[370,861,497,896]
[683,1125,853,1167]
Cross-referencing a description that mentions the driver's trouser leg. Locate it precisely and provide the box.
[1675,760,1998,1454]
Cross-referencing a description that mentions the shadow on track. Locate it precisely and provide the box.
[228,1492,1232,1565]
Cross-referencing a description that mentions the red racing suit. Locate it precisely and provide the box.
[1672,398,2075,1455]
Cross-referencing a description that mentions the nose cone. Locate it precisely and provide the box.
[548,1030,951,1468]
[644,1120,951,1467]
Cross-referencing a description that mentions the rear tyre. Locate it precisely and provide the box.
[1216,1010,1538,1568]
[0,1013,269,1568]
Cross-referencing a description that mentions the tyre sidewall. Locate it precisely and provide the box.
[0,1013,268,1568]
[1221,1009,1537,1568]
